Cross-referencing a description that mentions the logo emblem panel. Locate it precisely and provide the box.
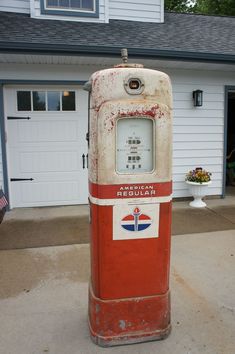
[113,204,159,240]
[121,207,152,232]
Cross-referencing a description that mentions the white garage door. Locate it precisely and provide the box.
[4,86,88,208]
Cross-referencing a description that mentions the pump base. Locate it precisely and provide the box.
[88,285,171,347]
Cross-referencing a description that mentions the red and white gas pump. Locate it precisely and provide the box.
[85,50,173,347]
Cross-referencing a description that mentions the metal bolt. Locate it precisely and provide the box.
[121,48,128,63]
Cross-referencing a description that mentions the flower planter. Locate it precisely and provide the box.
[186,181,211,208]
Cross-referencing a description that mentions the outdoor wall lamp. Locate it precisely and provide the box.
[193,89,203,107]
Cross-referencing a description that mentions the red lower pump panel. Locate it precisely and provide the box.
[88,200,172,345]
[89,201,172,300]
[89,285,171,347]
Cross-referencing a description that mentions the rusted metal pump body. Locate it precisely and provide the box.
[86,54,173,347]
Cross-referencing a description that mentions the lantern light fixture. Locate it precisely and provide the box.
[193,90,203,107]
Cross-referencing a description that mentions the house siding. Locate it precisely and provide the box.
[1,0,163,23]
[168,69,230,197]
[109,0,162,22]
[0,63,234,198]
[0,0,30,14]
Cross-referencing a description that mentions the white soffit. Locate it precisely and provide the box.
[0,53,234,72]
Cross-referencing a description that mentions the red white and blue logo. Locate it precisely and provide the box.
[121,207,152,232]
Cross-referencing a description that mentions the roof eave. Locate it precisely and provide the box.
[0,42,235,64]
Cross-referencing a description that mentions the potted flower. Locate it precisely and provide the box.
[185,167,212,208]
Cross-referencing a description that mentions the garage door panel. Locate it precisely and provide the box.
[10,171,88,182]
[8,119,85,145]
[19,151,80,173]
[9,149,86,174]
[18,120,79,143]
[5,86,88,207]
[11,180,84,207]
[8,142,87,151]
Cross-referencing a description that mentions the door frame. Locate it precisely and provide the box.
[0,79,86,208]
[223,85,235,197]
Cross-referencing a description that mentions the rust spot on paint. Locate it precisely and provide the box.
[119,320,126,330]
[117,105,165,119]
[92,76,99,87]
[94,101,107,113]
[104,116,115,132]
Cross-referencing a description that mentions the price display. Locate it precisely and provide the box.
[116,118,154,174]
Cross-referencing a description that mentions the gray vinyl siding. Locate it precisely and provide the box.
[1,0,163,23]
[169,70,229,198]
[109,0,163,22]
[0,0,30,13]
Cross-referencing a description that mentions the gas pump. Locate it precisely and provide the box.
[85,50,173,347]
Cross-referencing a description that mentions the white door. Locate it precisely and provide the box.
[4,86,88,208]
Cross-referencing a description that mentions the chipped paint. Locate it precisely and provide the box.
[119,320,126,330]
[88,286,171,346]
[87,65,172,346]
[118,105,166,119]
[88,66,172,184]
[89,97,172,184]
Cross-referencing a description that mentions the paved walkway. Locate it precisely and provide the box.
[1,195,235,250]
[172,195,235,235]
[0,230,234,354]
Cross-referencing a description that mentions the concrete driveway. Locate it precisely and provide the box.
[0,230,234,354]
[1,195,235,250]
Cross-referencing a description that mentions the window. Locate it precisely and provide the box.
[17,91,31,111]
[33,91,46,111]
[48,91,60,111]
[47,0,94,11]
[62,91,76,111]
[40,0,98,17]
[17,90,76,112]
